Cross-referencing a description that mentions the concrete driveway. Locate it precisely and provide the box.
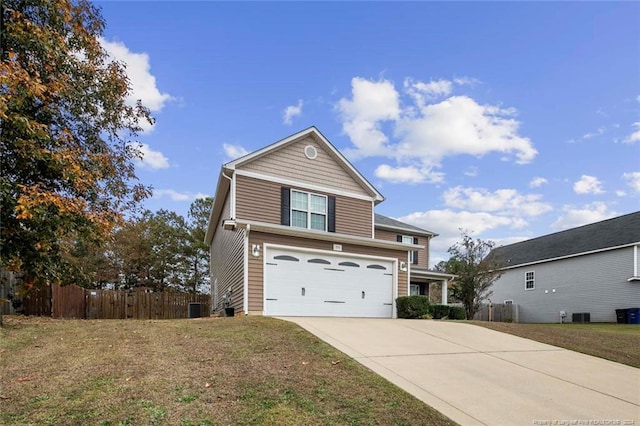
[283,317,640,426]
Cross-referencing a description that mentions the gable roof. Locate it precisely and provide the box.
[205,127,384,244]
[374,213,437,237]
[490,211,640,268]
[224,126,384,203]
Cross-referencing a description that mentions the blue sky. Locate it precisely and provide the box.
[97,2,639,266]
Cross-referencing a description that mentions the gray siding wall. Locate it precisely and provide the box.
[490,246,639,323]
[210,193,246,313]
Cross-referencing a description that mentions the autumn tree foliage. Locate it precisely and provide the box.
[0,0,151,289]
[439,231,504,320]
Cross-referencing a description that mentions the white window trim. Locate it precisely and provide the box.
[525,271,535,290]
[290,189,328,231]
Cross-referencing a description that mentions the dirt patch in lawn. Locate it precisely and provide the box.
[0,316,456,425]
[469,321,640,368]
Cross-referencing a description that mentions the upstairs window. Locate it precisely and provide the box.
[291,190,327,231]
[281,187,335,232]
[525,271,535,290]
[397,235,419,264]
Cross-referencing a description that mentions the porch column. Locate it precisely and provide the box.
[441,279,448,305]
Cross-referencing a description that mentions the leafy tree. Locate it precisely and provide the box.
[185,197,213,293]
[441,231,504,320]
[0,0,151,290]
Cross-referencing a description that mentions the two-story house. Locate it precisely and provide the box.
[204,127,454,317]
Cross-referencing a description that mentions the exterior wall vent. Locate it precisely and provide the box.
[304,145,318,160]
[572,312,590,323]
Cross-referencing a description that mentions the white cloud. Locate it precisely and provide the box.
[283,99,303,125]
[550,202,617,230]
[623,172,640,192]
[623,122,640,144]
[615,190,627,197]
[336,77,536,183]
[529,177,548,188]
[453,76,481,87]
[404,78,452,107]
[573,175,604,195]
[374,164,443,184]
[464,166,478,177]
[582,127,605,139]
[223,143,249,160]
[337,77,400,157]
[442,186,552,217]
[100,38,173,114]
[396,96,536,164]
[153,189,211,202]
[133,143,169,169]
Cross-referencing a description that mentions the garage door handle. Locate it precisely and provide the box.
[324,300,346,304]
[362,291,365,299]
[383,303,392,306]
[266,298,278,301]
[301,287,305,296]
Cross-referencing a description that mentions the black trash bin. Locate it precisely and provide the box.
[615,309,629,324]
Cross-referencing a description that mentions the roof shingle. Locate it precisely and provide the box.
[490,211,640,267]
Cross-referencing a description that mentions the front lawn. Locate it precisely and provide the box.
[469,321,640,368]
[0,316,456,425]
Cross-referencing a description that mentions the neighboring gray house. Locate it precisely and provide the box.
[489,211,640,323]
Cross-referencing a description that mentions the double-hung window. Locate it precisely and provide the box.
[398,235,418,264]
[291,190,327,231]
[525,271,535,290]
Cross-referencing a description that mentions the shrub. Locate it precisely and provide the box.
[396,296,431,319]
[448,306,467,320]
[431,304,450,320]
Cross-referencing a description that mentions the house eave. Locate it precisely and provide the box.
[204,168,233,245]
[234,219,424,251]
[223,127,385,203]
[410,268,457,281]
[375,223,438,238]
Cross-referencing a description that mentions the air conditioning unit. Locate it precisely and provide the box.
[572,312,590,323]
[188,303,202,318]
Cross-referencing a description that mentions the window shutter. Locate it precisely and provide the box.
[413,237,419,264]
[327,196,336,233]
[396,235,402,242]
[281,187,290,226]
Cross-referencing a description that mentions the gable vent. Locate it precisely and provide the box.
[304,145,318,160]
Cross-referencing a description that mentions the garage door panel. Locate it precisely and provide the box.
[264,247,394,318]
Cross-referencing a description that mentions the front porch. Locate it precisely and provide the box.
[409,269,455,305]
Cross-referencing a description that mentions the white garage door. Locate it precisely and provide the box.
[264,247,394,317]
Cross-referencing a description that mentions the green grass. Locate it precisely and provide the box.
[469,321,640,368]
[0,316,456,426]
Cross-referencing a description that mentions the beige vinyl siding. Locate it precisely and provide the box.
[238,136,370,197]
[210,193,246,313]
[375,228,429,269]
[246,231,408,313]
[235,175,281,224]
[236,174,372,238]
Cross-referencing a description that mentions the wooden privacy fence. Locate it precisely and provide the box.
[474,303,518,322]
[52,284,210,320]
